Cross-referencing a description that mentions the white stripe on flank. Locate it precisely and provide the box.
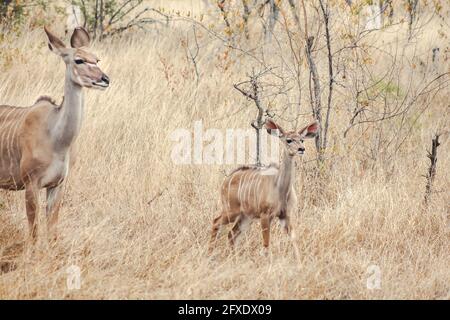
[247,170,259,212]
[242,170,253,212]
[7,110,21,177]
[7,109,26,160]
[254,174,263,213]
[236,170,246,212]
[226,173,236,212]
[0,107,10,120]
[0,108,17,169]
[244,170,256,212]
[241,171,251,212]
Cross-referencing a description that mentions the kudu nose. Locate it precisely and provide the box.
[298,147,305,152]
[101,74,110,85]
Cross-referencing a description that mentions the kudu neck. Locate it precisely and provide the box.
[276,148,295,198]
[50,68,84,151]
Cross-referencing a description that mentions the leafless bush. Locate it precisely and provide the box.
[199,0,449,171]
[73,0,169,40]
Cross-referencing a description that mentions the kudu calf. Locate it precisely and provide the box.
[0,27,109,241]
[209,119,318,251]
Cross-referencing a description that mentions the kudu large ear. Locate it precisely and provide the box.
[44,26,67,56]
[299,121,319,139]
[265,119,285,138]
[71,27,90,48]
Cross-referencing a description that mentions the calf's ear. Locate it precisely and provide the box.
[265,119,285,138]
[299,121,319,139]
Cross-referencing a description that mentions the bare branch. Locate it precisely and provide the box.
[423,133,441,206]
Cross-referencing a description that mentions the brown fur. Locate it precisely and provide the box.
[0,101,55,190]
[0,26,108,242]
[209,120,319,252]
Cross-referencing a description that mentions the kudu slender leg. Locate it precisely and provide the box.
[25,181,39,242]
[280,217,291,235]
[208,213,228,253]
[228,214,251,248]
[279,216,291,235]
[46,183,64,241]
[228,215,243,247]
[260,212,271,249]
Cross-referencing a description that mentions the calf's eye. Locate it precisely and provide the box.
[74,59,84,64]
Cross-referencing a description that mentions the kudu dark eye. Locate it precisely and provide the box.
[286,138,293,144]
[74,59,84,64]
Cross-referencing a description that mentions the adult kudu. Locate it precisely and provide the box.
[0,26,109,242]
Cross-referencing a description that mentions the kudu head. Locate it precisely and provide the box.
[44,26,110,90]
[265,119,319,157]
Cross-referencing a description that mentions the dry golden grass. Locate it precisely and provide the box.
[0,16,449,299]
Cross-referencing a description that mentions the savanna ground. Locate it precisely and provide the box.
[0,0,449,299]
